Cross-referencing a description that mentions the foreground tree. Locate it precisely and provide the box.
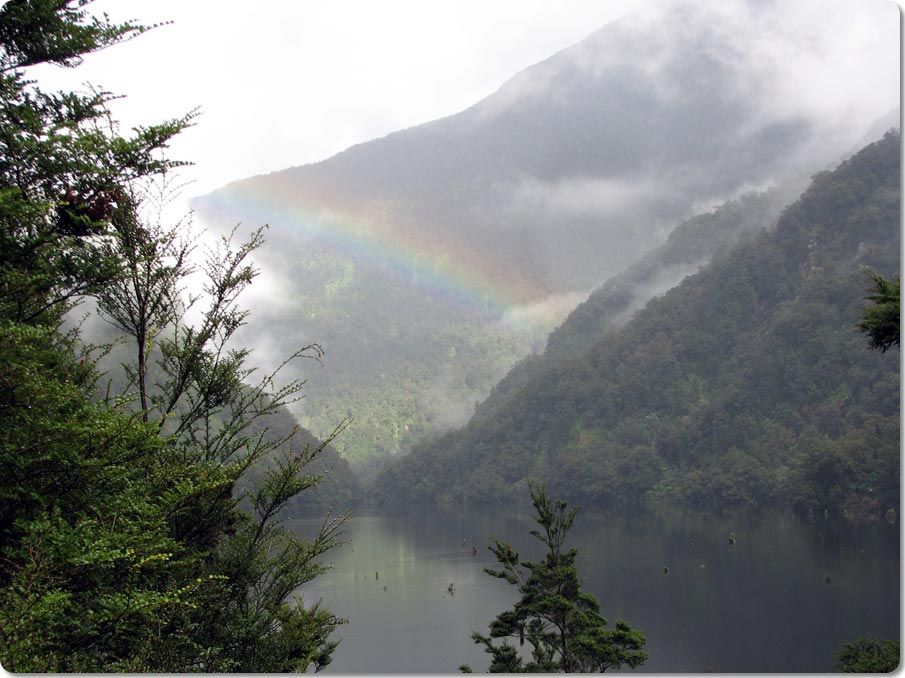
[96,204,349,672]
[857,268,899,353]
[461,482,647,673]
[0,1,346,671]
[834,635,900,673]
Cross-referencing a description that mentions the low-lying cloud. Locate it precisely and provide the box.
[508,175,679,221]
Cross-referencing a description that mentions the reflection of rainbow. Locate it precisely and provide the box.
[197,186,553,320]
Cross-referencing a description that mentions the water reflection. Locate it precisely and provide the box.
[292,509,899,673]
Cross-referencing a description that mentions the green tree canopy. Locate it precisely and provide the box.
[834,635,900,673]
[857,268,900,353]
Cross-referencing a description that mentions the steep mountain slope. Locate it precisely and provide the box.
[457,185,801,425]
[554,187,803,359]
[193,0,897,467]
[375,132,901,522]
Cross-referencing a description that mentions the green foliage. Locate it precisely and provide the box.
[378,131,900,523]
[462,482,647,673]
[857,268,899,352]
[0,322,212,671]
[0,2,348,671]
[834,635,900,673]
[0,0,153,71]
[236,402,361,516]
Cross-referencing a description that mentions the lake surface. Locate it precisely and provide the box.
[291,508,899,673]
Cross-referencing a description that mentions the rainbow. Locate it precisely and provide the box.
[196,182,558,323]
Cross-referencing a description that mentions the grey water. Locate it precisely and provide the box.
[291,508,899,673]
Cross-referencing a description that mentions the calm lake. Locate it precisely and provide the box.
[292,508,899,673]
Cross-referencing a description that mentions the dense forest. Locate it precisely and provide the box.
[375,130,901,523]
[0,3,351,670]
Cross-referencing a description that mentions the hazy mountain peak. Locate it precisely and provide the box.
[464,0,897,154]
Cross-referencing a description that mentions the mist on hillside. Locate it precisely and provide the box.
[193,0,899,468]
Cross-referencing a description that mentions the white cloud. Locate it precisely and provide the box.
[508,175,679,220]
[554,0,898,139]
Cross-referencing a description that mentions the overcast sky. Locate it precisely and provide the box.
[31,0,647,197]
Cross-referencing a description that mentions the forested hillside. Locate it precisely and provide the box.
[544,186,807,361]
[375,131,901,522]
[191,0,896,468]
[470,186,801,420]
